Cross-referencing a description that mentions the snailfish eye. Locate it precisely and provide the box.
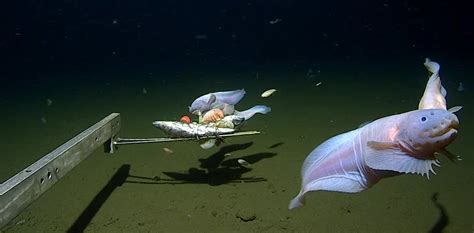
[421,116,427,122]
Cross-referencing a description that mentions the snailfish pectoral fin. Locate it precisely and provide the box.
[206,94,217,109]
[365,144,439,178]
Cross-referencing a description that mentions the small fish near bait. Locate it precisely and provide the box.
[261,89,277,98]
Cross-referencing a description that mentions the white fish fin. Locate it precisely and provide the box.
[206,94,217,110]
[289,173,367,210]
[424,58,440,74]
[200,139,216,149]
[448,106,463,113]
[301,129,361,177]
[365,146,439,178]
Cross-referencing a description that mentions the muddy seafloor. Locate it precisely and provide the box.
[1,60,472,232]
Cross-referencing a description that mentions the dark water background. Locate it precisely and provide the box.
[1,1,473,232]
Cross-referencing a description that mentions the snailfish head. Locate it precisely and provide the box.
[398,109,459,158]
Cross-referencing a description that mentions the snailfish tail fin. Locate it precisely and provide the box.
[424,58,440,74]
[288,191,306,210]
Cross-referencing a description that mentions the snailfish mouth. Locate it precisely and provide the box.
[430,114,459,138]
[431,126,458,138]
[444,128,458,144]
[450,117,460,130]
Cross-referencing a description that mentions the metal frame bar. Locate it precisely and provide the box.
[0,113,121,229]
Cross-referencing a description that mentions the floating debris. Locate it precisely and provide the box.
[315,82,323,87]
[162,147,174,154]
[261,89,277,98]
[40,117,47,124]
[46,98,53,106]
[306,68,320,79]
[457,82,464,92]
[224,153,232,157]
[269,18,282,24]
[238,159,251,168]
[142,88,147,94]
[112,19,118,24]
[194,34,207,40]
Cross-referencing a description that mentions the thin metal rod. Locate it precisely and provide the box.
[114,131,261,145]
